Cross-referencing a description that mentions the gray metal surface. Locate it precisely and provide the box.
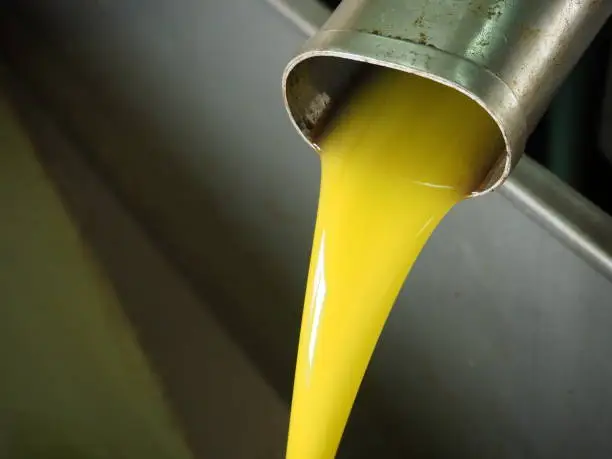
[283,0,612,193]
[379,189,612,458]
[2,1,612,458]
[2,76,289,459]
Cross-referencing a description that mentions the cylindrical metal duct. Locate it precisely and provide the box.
[282,0,612,194]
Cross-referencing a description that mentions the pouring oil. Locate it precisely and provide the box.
[285,68,504,458]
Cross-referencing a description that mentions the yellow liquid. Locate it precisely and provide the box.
[285,69,503,459]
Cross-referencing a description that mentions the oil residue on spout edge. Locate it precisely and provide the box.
[285,68,504,459]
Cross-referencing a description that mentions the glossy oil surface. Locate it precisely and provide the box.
[286,69,503,458]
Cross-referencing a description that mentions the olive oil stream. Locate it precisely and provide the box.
[285,69,503,458]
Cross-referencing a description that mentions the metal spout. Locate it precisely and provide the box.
[282,0,612,194]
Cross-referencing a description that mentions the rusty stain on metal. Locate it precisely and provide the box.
[487,0,505,18]
[357,28,436,49]
[469,0,504,19]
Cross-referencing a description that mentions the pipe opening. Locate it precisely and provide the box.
[283,54,510,195]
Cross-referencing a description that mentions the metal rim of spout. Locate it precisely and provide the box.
[282,0,612,196]
[282,31,525,195]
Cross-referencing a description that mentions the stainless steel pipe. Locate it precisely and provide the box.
[282,0,612,194]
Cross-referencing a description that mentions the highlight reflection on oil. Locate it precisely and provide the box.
[286,68,504,459]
